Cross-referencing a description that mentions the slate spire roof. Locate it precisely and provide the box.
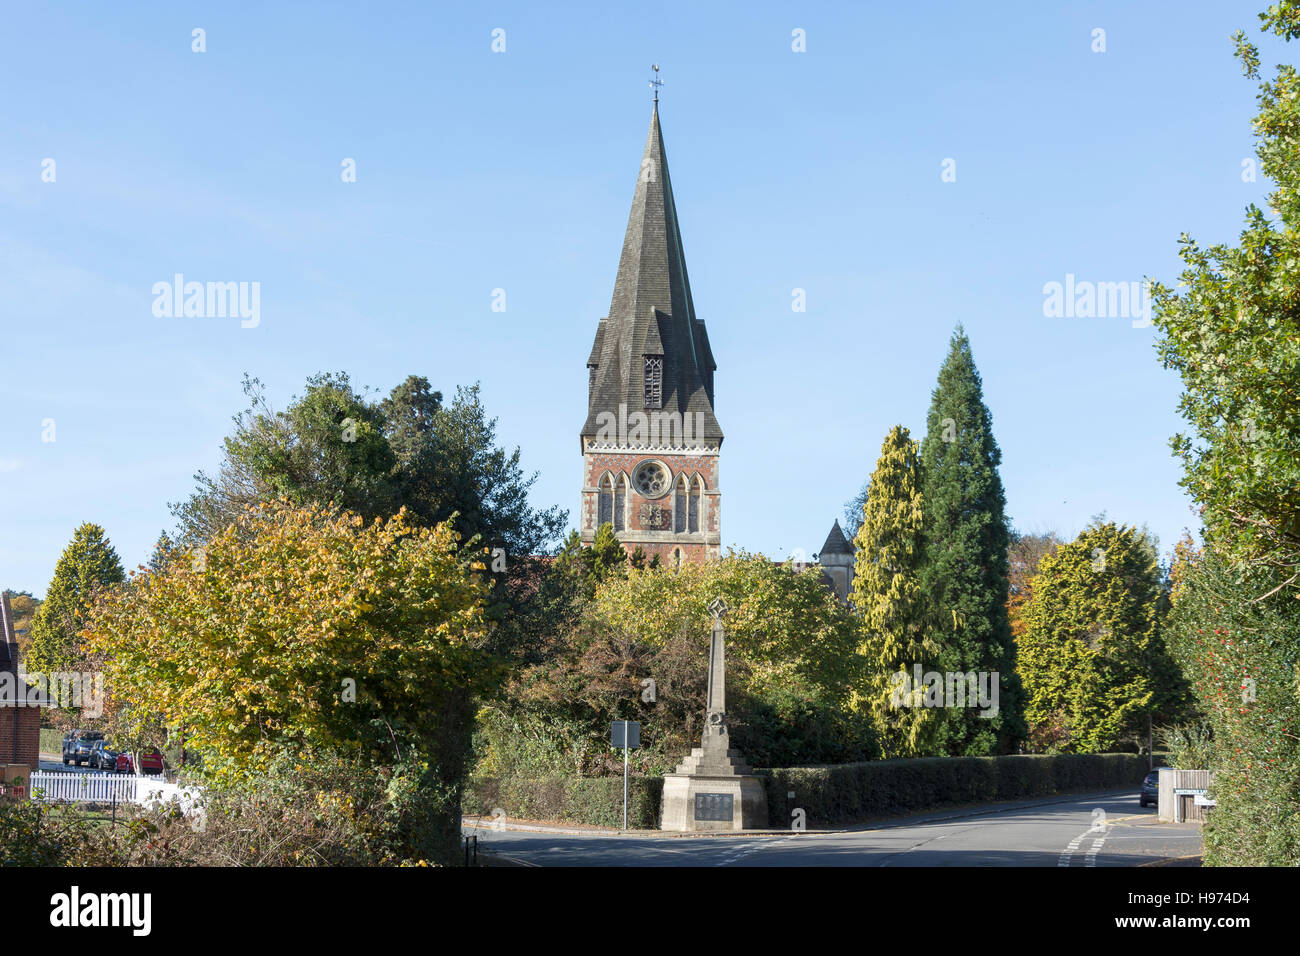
[0,595,14,671]
[581,103,722,444]
[820,519,854,556]
[1,592,20,672]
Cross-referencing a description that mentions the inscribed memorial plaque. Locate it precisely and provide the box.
[694,792,734,822]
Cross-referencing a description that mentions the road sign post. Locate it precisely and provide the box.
[611,720,641,830]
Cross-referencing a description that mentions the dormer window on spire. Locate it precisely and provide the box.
[644,355,663,409]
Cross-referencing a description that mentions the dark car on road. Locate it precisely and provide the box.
[61,730,104,767]
[88,739,120,771]
[1140,770,1160,808]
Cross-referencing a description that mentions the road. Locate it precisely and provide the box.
[37,753,106,774]
[466,790,1202,867]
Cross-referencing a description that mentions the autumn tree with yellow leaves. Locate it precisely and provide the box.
[83,500,499,860]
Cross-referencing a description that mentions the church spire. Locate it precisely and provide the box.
[578,88,723,566]
[581,100,721,445]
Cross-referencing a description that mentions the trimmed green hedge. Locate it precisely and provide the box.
[763,754,1163,828]
[467,754,1161,830]
[464,775,664,829]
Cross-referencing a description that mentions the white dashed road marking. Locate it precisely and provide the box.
[1059,826,1110,867]
[714,834,800,866]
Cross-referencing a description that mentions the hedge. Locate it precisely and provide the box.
[467,753,1161,830]
[763,753,1164,828]
[463,775,665,829]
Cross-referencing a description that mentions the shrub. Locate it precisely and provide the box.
[1162,722,1215,769]
[123,749,465,866]
[4,748,464,867]
[1,800,97,866]
[1163,548,1300,865]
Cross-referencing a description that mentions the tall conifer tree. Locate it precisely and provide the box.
[851,426,943,756]
[1019,520,1187,753]
[919,327,1023,754]
[26,523,125,673]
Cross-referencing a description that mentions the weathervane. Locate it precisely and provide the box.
[650,63,662,103]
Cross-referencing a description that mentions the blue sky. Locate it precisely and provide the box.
[0,1,1285,596]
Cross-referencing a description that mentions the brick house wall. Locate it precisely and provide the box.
[1,592,41,772]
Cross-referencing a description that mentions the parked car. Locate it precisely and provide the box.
[61,730,104,767]
[1139,770,1160,808]
[88,739,120,771]
[116,748,164,776]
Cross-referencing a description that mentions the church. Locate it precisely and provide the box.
[577,96,856,601]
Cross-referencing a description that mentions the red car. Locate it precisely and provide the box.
[116,748,164,775]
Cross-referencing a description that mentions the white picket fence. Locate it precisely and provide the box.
[30,772,205,819]
[30,771,150,803]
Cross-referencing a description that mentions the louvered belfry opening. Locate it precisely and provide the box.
[644,355,663,409]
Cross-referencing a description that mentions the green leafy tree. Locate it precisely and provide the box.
[553,525,634,598]
[1019,521,1185,753]
[413,383,567,558]
[170,374,567,674]
[379,374,443,465]
[26,523,124,673]
[588,552,871,766]
[1007,531,1063,638]
[481,552,875,775]
[481,525,635,669]
[172,373,398,543]
[919,327,1023,754]
[172,375,566,559]
[1148,3,1300,865]
[1150,6,1300,597]
[843,482,869,542]
[497,612,691,777]
[850,426,943,756]
[146,531,177,573]
[594,552,862,702]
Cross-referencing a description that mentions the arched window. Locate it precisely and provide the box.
[673,547,683,568]
[614,474,627,532]
[689,475,702,533]
[598,474,613,528]
[674,475,688,531]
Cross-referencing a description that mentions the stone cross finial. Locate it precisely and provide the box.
[707,597,728,622]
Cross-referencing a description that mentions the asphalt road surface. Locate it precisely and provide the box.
[37,754,102,774]
[467,790,1203,867]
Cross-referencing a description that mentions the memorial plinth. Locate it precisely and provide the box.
[660,598,769,831]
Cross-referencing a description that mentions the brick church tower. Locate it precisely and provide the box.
[579,101,722,566]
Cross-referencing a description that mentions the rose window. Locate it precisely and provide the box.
[633,461,670,498]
